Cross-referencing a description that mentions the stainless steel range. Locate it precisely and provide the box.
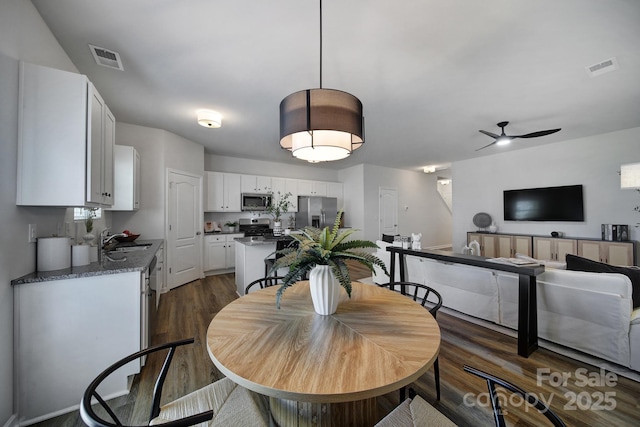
[238,218,271,236]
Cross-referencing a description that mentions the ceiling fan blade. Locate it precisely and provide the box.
[479,130,499,139]
[475,140,498,151]
[515,128,561,139]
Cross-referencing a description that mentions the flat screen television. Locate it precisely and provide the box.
[503,185,584,222]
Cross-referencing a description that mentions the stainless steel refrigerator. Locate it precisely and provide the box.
[296,196,338,229]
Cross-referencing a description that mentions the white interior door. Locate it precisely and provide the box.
[379,187,398,237]
[167,170,203,290]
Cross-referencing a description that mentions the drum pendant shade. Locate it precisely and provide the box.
[279,89,364,162]
[278,0,365,163]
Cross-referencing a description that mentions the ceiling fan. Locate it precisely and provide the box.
[476,121,561,151]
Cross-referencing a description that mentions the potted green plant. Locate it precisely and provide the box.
[83,208,98,244]
[224,221,238,233]
[266,191,293,236]
[271,211,389,313]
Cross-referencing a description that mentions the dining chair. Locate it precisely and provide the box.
[464,365,566,427]
[245,276,286,294]
[380,282,442,401]
[264,238,295,277]
[80,338,270,427]
[375,389,456,427]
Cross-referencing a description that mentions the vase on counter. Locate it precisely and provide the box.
[83,233,95,245]
[273,221,283,237]
[309,265,340,315]
[488,222,498,233]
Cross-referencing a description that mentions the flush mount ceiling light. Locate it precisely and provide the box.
[197,110,222,128]
[423,166,436,174]
[279,0,364,163]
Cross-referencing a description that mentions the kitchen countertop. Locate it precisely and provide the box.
[234,235,294,246]
[11,239,164,285]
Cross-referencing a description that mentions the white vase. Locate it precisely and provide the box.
[309,265,341,315]
[273,221,282,236]
[83,233,95,245]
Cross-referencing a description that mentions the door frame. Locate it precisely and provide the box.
[379,187,398,238]
[165,168,204,291]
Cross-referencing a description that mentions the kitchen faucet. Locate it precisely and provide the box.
[99,228,128,262]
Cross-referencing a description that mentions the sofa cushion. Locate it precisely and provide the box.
[566,254,640,308]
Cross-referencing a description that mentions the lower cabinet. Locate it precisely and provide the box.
[14,272,141,424]
[533,237,577,261]
[578,240,635,266]
[467,233,532,258]
[204,234,243,272]
[467,232,635,265]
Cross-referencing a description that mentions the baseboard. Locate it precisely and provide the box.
[2,414,17,427]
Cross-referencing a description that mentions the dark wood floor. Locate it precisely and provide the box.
[35,264,640,427]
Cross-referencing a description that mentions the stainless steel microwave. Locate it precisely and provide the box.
[241,193,271,211]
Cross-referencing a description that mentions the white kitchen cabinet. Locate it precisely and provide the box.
[206,172,241,212]
[271,177,299,213]
[107,145,140,211]
[241,174,271,193]
[17,61,115,207]
[204,234,242,272]
[14,272,141,424]
[297,180,327,197]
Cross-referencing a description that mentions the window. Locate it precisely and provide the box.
[74,208,102,221]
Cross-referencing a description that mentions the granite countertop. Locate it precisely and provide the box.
[235,235,294,246]
[12,239,164,285]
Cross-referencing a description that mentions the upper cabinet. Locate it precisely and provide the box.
[297,180,327,197]
[271,178,299,213]
[241,175,271,194]
[206,172,241,212]
[17,62,115,207]
[107,145,140,211]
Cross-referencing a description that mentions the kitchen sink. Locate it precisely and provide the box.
[110,243,152,252]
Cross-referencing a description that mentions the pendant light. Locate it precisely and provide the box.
[279,0,364,163]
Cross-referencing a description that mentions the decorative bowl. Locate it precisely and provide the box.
[115,234,140,243]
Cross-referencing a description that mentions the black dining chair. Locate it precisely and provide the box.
[245,276,286,294]
[464,365,566,427]
[80,338,270,427]
[380,282,443,401]
[264,239,295,277]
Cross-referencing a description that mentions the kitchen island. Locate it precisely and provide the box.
[234,235,294,296]
[11,239,163,425]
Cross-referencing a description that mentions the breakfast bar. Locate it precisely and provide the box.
[386,246,545,358]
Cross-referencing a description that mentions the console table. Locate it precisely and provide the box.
[386,247,545,357]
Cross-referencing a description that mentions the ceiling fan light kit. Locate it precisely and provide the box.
[477,121,560,151]
[279,0,365,163]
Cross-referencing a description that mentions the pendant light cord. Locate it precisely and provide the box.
[319,0,323,89]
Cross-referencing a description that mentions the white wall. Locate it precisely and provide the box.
[0,1,80,424]
[452,127,640,259]
[205,154,338,181]
[111,123,204,239]
[359,164,453,246]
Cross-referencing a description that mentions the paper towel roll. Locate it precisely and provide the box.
[37,237,71,271]
[89,246,98,262]
[72,245,90,267]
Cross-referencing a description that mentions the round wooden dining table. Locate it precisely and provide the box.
[206,281,440,426]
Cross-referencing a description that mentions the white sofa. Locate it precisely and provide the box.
[373,241,640,372]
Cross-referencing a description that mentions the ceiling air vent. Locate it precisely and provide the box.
[585,57,618,77]
[89,44,124,71]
